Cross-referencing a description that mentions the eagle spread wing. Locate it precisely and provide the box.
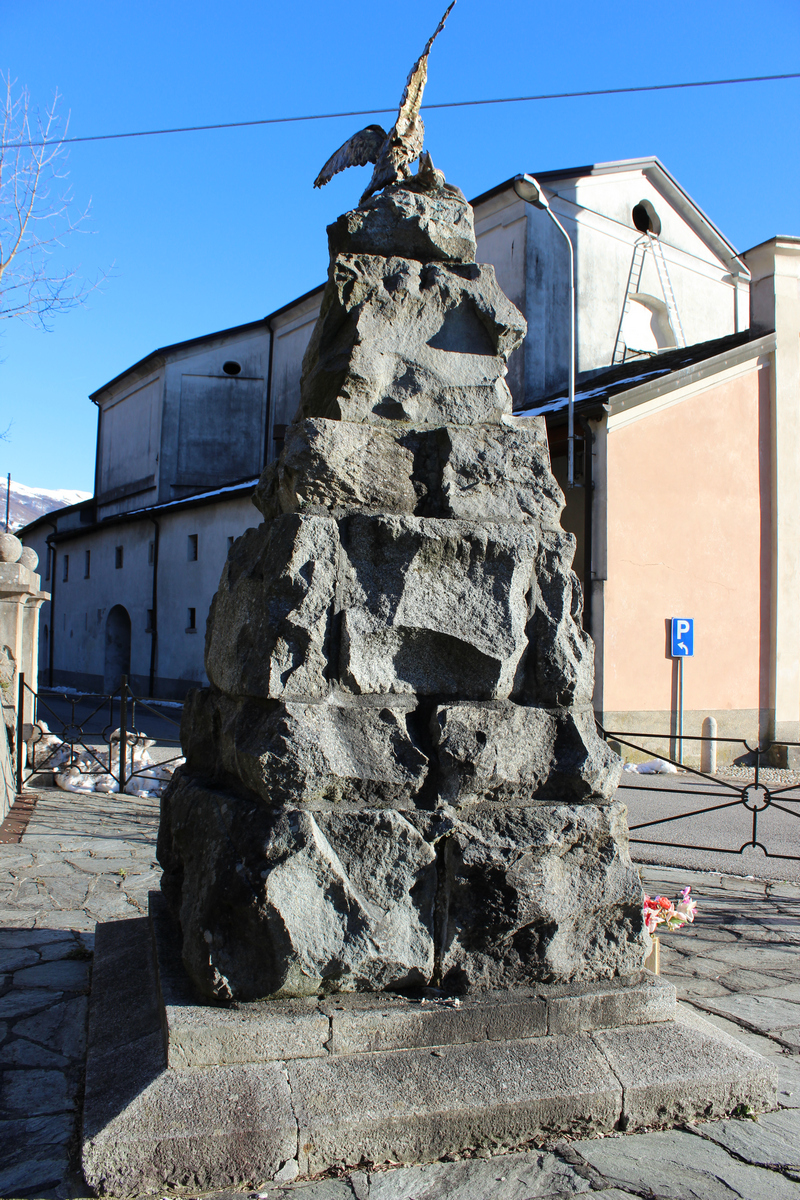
[313,125,387,188]
[313,1,456,198]
[395,0,456,142]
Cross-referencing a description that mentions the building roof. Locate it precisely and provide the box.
[518,328,774,425]
[88,283,326,402]
[470,157,745,273]
[19,477,260,543]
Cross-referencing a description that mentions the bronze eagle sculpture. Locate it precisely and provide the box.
[314,1,456,205]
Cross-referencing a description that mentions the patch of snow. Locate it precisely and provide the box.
[5,480,92,532]
[516,369,673,419]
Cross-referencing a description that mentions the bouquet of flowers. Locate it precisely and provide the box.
[644,887,697,933]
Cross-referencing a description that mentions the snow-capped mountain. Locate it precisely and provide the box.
[2,480,92,532]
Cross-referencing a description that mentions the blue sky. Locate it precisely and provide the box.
[2,0,799,493]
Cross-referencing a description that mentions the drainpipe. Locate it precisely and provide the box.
[148,518,160,698]
[579,416,593,634]
[262,320,275,468]
[45,523,57,688]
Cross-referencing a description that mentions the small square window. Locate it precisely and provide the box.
[84,550,91,578]
[115,546,123,569]
[227,536,235,551]
[188,534,198,561]
[62,554,69,582]
[148,541,155,565]
[186,607,197,633]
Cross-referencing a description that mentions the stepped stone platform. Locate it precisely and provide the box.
[80,896,777,1196]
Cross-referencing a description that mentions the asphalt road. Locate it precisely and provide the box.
[618,771,800,884]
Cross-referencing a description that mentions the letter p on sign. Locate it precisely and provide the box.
[671,618,694,657]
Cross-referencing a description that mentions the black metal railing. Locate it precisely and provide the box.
[600,724,800,863]
[16,674,183,797]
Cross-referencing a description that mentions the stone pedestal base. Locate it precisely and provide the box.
[81,896,777,1196]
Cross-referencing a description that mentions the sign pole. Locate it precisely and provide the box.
[681,652,686,763]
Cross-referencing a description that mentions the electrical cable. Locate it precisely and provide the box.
[5,71,799,150]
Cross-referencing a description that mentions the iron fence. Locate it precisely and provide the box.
[600,724,800,863]
[16,673,183,797]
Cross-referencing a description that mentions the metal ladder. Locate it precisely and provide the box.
[647,232,686,349]
[611,233,686,364]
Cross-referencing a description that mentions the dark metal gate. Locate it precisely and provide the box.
[599,725,800,864]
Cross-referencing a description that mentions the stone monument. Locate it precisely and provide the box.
[158,184,643,1005]
[81,18,777,1194]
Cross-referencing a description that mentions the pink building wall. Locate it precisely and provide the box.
[602,363,771,748]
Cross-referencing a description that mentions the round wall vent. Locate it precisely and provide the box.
[222,361,242,376]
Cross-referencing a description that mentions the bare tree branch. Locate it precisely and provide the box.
[0,72,103,330]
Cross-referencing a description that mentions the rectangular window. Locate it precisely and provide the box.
[84,550,91,578]
[187,607,196,633]
[62,554,69,582]
[227,536,235,550]
[115,546,123,569]
[146,609,155,632]
[148,541,154,565]
[187,534,198,561]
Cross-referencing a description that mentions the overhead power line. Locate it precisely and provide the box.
[6,71,799,150]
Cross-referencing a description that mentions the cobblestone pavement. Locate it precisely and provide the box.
[0,787,799,1198]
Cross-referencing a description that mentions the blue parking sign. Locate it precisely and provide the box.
[671,618,693,657]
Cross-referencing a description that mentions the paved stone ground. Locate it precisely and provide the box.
[1,787,799,1199]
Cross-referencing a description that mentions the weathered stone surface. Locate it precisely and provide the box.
[432,702,620,805]
[166,181,627,1008]
[366,1151,594,1200]
[14,996,88,1057]
[698,1108,800,1168]
[436,801,646,989]
[574,1128,800,1200]
[291,1034,622,1175]
[523,527,595,706]
[340,515,537,698]
[593,1006,778,1128]
[159,779,437,1001]
[254,417,560,526]
[181,692,429,808]
[205,514,338,701]
[327,186,477,264]
[255,418,420,518]
[299,255,526,426]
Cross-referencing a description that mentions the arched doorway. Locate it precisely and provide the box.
[104,605,131,693]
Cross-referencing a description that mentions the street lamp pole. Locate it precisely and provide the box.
[513,174,577,488]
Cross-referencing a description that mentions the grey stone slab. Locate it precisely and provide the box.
[322,990,548,1056]
[0,1111,73,1148]
[0,1153,70,1198]
[0,1036,69,1067]
[367,1150,594,1199]
[1,1067,74,1113]
[684,1005,786,1057]
[704,993,800,1034]
[13,958,90,990]
[778,1058,800,1108]
[83,914,297,1196]
[83,1059,298,1197]
[760,983,800,1001]
[574,1128,800,1199]
[290,1034,622,1176]
[592,1007,777,1129]
[14,996,88,1058]
[698,1107,800,1167]
[0,987,61,1019]
[541,973,674,1036]
[38,937,86,962]
[0,946,40,972]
